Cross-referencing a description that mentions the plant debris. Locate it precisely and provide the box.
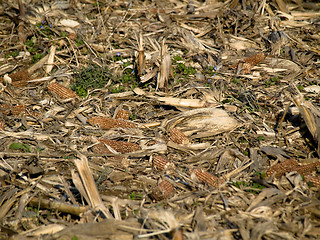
[1,0,320,239]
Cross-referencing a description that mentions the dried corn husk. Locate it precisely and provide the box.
[73,152,112,218]
[45,45,56,74]
[157,41,171,91]
[291,85,320,155]
[162,108,239,138]
[133,87,207,108]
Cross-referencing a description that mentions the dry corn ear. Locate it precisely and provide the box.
[169,128,190,145]
[88,117,136,129]
[295,161,320,175]
[11,104,26,116]
[10,70,30,87]
[241,62,252,74]
[266,159,298,178]
[153,155,175,171]
[304,176,320,188]
[115,109,130,120]
[48,82,77,99]
[0,120,5,130]
[189,168,220,188]
[151,180,175,201]
[92,139,141,154]
[233,53,265,74]
[244,53,265,66]
[0,104,11,115]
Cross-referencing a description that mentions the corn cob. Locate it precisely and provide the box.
[0,104,11,115]
[88,117,136,129]
[48,82,77,99]
[92,139,140,154]
[304,176,320,188]
[295,161,320,176]
[152,155,175,171]
[10,70,30,87]
[115,109,130,120]
[169,128,190,145]
[151,180,175,201]
[11,104,26,116]
[266,159,299,178]
[0,120,5,130]
[189,168,220,188]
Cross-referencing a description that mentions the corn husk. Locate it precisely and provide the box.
[162,107,239,138]
[157,41,171,91]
